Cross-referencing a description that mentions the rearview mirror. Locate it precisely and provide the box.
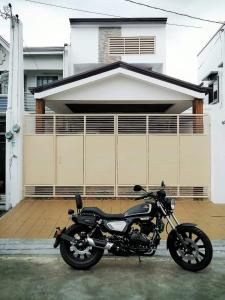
[133,185,143,192]
[161,180,166,188]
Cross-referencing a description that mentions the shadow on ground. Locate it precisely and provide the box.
[0,256,225,300]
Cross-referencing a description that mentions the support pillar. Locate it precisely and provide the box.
[192,98,203,134]
[192,98,204,197]
[192,98,203,114]
[36,99,45,114]
[35,99,45,134]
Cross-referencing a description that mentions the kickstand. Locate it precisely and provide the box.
[138,256,142,263]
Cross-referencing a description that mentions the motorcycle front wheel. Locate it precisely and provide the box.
[60,224,104,270]
[168,225,213,272]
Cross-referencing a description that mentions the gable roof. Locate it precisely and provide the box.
[70,17,167,25]
[33,61,209,95]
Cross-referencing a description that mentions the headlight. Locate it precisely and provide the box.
[164,197,176,211]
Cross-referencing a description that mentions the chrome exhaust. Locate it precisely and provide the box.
[86,237,114,250]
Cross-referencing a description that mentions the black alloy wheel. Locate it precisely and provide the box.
[168,225,213,272]
[60,224,104,270]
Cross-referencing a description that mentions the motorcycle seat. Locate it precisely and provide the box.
[82,207,124,220]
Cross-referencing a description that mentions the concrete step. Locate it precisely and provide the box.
[0,239,224,257]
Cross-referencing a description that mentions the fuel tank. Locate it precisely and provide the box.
[124,203,152,217]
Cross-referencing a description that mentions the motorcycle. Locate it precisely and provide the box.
[54,181,213,272]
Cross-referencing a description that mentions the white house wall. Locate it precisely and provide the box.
[198,25,225,203]
[198,31,224,82]
[70,24,166,73]
[24,55,63,70]
[71,27,99,65]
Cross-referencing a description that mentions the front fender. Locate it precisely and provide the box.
[167,223,197,249]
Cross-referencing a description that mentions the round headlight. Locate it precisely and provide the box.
[171,198,176,210]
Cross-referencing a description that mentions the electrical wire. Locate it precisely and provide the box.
[25,0,202,29]
[124,0,225,25]
[25,0,122,18]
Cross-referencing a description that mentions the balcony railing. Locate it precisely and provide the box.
[0,93,53,113]
[0,94,7,113]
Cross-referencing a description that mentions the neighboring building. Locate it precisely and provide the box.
[21,18,210,204]
[198,24,225,203]
[0,36,64,208]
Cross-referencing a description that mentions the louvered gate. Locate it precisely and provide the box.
[23,114,210,198]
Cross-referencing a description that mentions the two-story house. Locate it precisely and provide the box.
[14,17,209,207]
[198,24,225,203]
[0,37,63,208]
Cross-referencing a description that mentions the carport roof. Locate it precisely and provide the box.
[33,61,210,96]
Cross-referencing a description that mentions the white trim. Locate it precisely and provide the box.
[34,68,205,100]
[23,51,63,55]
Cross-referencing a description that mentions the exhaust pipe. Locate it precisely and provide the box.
[87,237,114,250]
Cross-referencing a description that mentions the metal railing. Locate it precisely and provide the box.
[0,94,7,113]
[24,114,209,136]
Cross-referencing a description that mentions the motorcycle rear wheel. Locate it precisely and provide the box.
[60,224,104,270]
[168,225,213,272]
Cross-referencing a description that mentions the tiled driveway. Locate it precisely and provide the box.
[0,199,225,239]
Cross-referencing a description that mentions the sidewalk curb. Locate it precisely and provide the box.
[0,239,225,257]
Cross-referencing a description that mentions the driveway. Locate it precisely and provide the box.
[0,255,225,300]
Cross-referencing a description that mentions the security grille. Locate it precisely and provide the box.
[109,37,155,55]
[118,115,146,134]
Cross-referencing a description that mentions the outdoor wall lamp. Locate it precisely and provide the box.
[5,131,13,141]
[12,123,20,133]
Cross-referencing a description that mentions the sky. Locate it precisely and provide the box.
[0,0,224,83]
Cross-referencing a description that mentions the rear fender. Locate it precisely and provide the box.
[167,223,197,249]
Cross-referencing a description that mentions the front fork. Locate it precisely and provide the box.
[157,202,187,248]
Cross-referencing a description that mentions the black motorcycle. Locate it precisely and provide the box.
[54,182,213,272]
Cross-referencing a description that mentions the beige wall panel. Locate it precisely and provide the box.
[149,136,178,185]
[86,136,115,185]
[118,136,147,185]
[56,136,83,185]
[180,136,209,186]
[24,136,54,184]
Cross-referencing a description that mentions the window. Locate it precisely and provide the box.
[208,75,219,104]
[36,76,58,87]
[109,37,155,55]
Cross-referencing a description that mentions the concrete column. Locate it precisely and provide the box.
[6,18,24,209]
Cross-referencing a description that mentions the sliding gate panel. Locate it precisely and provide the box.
[56,136,84,185]
[117,135,147,185]
[23,114,210,198]
[149,135,178,185]
[85,135,116,185]
[179,135,210,186]
[24,135,54,185]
